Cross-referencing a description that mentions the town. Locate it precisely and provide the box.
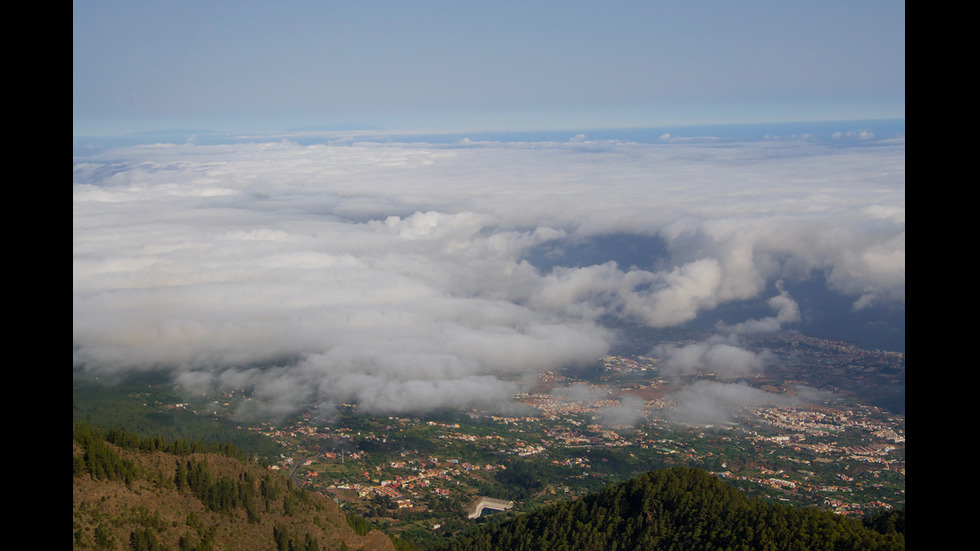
[200,332,905,546]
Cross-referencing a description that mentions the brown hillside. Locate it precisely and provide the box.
[73,442,394,551]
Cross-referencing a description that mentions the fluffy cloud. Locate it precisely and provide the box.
[717,280,802,334]
[598,395,647,428]
[663,381,791,426]
[73,136,904,417]
[655,337,772,381]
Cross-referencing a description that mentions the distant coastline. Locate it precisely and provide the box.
[73,118,905,154]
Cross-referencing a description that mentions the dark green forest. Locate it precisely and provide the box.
[438,466,904,551]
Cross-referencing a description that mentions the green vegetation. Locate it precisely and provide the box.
[73,373,279,460]
[863,508,906,537]
[345,513,376,537]
[72,423,386,550]
[439,467,905,551]
[73,422,141,485]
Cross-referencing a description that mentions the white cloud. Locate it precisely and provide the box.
[717,280,802,335]
[598,395,647,428]
[655,337,772,381]
[73,136,904,416]
[664,381,790,426]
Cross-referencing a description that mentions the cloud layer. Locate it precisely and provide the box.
[73,135,905,417]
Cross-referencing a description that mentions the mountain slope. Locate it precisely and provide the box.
[439,466,904,551]
[72,423,393,551]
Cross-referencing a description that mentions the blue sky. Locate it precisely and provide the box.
[73,1,905,135]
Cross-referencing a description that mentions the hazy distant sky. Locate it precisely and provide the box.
[73,1,904,135]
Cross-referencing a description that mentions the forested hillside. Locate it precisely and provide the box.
[72,423,394,551]
[438,466,905,551]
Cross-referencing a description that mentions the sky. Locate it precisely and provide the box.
[73,2,904,424]
[73,1,904,135]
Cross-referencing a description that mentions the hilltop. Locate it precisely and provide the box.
[438,466,904,551]
[72,423,394,551]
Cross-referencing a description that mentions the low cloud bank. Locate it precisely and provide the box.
[663,381,792,426]
[73,136,904,417]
